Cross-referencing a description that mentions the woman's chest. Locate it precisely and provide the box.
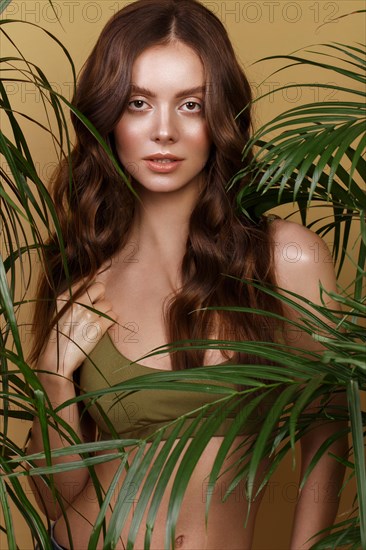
[104,270,173,368]
[102,267,229,369]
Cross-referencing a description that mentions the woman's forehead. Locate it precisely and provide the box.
[130,42,205,96]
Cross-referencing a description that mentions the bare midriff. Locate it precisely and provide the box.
[53,437,269,549]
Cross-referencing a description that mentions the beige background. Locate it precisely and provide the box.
[1,0,365,548]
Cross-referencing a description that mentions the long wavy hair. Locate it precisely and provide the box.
[30,0,284,370]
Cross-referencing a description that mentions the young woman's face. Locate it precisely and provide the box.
[114,41,212,198]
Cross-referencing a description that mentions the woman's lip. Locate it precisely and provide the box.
[144,154,183,160]
[144,159,183,173]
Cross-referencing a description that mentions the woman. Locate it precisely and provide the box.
[27,0,346,548]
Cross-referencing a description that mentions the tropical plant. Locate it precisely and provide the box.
[0,2,365,549]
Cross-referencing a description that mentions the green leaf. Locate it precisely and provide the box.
[246,384,300,505]
[289,377,324,456]
[103,443,148,548]
[126,419,187,549]
[144,415,205,549]
[87,456,130,549]
[0,0,12,14]
[204,389,273,523]
[0,477,16,550]
[347,379,366,548]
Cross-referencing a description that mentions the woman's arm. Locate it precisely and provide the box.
[27,373,94,520]
[290,402,348,549]
[271,220,348,549]
[27,278,117,520]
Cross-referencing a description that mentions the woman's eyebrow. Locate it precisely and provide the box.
[130,85,206,98]
[175,86,206,98]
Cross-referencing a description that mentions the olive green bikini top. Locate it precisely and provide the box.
[79,332,261,441]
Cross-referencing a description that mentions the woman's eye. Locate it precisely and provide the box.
[128,99,147,111]
[181,101,202,113]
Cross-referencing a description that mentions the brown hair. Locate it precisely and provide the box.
[30,0,283,369]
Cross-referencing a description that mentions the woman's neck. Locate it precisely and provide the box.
[123,187,199,284]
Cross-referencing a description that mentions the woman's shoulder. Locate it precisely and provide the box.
[267,217,337,302]
[269,216,326,250]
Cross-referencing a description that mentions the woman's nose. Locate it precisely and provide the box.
[150,108,179,144]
